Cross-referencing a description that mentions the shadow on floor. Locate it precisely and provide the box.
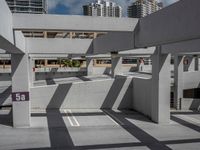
[20,109,200,150]
[171,114,200,133]
[0,108,12,127]
[0,86,11,106]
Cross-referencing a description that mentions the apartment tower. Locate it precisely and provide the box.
[6,0,47,14]
[128,0,163,18]
[83,0,122,17]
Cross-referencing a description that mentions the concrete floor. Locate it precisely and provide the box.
[34,75,112,86]
[0,108,199,150]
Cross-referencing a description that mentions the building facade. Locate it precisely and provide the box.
[83,0,122,17]
[128,0,163,18]
[6,0,47,14]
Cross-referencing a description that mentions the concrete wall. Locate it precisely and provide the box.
[27,38,93,54]
[30,76,133,109]
[35,72,87,80]
[181,71,200,110]
[91,66,137,75]
[183,71,200,89]
[13,14,137,31]
[132,77,152,118]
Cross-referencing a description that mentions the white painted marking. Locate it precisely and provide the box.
[64,109,73,126]
[103,110,124,125]
[68,109,80,127]
[179,115,200,125]
[64,109,80,127]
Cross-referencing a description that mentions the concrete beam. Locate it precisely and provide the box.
[93,32,135,54]
[161,39,200,54]
[119,47,155,55]
[27,38,93,54]
[135,0,200,47]
[13,14,138,32]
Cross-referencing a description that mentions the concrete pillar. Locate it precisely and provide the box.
[188,56,195,72]
[151,47,171,123]
[86,58,93,76]
[29,58,35,86]
[174,55,184,110]
[195,56,199,71]
[44,59,48,67]
[11,53,30,127]
[111,52,122,78]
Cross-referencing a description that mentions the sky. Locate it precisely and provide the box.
[48,0,179,17]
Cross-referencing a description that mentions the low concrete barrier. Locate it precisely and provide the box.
[132,77,152,118]
[30,76,133,109]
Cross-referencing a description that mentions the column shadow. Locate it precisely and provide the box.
[31,83,74,149]
[0,108,12,126]
[171,114,200,133]
[102,110,171,150]
[101,76,127,109]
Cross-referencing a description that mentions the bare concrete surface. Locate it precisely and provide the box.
[0,108,199,150]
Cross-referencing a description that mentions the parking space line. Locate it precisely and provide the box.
[68,109,80,126]
[64,109,80,127]
[179,115,200,124]
[103,110,124,126]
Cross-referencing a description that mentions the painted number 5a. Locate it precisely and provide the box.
[16,93,26,101]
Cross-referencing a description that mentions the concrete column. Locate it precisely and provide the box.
[11,53,30,128]
[195,56,199,71]
[86,58,93,76]
[111,52,122,78]
[151,47,171,123]
[44,59,48,67]
[174,55,184,110]
[188,56,195,72]
[29,58,35,86]
[184,56,196,72]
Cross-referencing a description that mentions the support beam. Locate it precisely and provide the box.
[27,38,93,54]
[29,58,35,86]
[187,56,195,72]
[86,58,93,76]
[174,55,184,110]
[135,0,200,47]
[195,56,199,71]
[11,53,30,127]
[13,14,137,32]
[183,56,196,72]
[111,52,122,78]
[151,47,171,123]
[93,32,134,54]
[161,39,200,54]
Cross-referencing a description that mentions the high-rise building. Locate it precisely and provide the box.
[128,0,163,18]
[6,0,47,14]
[83,0,122,17]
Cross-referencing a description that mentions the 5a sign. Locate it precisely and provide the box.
[12,92,29,102]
